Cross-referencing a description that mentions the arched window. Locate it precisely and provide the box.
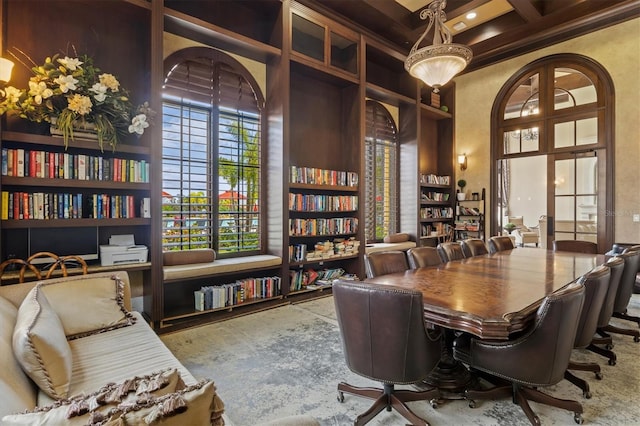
[162,48,265,257]
[364,100,399,242]
[492,54,614,249]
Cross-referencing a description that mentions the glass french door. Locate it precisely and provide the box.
[546,150,603,249]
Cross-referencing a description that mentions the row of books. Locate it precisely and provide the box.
[289,217,358,236]
[420,207,454,219]
[289,267,347,291]
[457,206,482,216]
[421,191,450,202]
[0,191,148,220]
[421,222,454,237]
[290,166,358,187]
[1,148,150,183]
[289,237,360,262]
[420,174,451,185]
[194,276,282,311]
[289,193,358,212]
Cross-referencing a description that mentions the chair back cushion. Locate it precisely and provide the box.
[436,242,465,262]
[553,240,598,254]
[364,251,408,278]
[454,281,584,387]
[406,247,442,269]
[613,250,640,312]
[574,265,610,348]
[460,239,488,258]
[333,280,441,384]
[488,236,515,253]
[599,256,625,327]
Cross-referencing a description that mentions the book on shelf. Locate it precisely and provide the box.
[290,166,358,187]
[420,174,450,185]
[195,276,282,311]
[0,148,150,182]
[289,267,348,291]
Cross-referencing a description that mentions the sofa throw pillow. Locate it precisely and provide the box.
[38,273,136,340]
[101,380,224,426]
[1,368,185,426]
[0,296,38,417]
[13,285,73,399]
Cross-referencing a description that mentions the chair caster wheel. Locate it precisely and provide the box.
[634,336,639,343]
[429,399,438,409]
[337,392,344,403]
[584,390,592,399]
[595,372,603,380]
[574,413,584,424]
[608,359,617,366]
[468,399,476,409]
[605,343,614,350]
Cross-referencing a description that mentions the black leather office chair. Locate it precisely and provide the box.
[565,265,610,398]
[436,242,465,262]
[587,256,624,365]
[363,251,409,279]
[333,280,441,426]
[460,238,489,258]
[453,281,586,425]
[601,250,640,342]
[487,236,515,253]
[406,247,442,269]
[553,240,598,254]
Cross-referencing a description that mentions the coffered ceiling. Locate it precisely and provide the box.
[300,0,640,72]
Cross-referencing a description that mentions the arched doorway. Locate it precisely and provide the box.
[491,54,614,250]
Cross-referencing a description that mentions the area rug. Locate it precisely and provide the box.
[161,295,640,426]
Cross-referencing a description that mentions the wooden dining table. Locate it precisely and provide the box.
[365,247,606,340]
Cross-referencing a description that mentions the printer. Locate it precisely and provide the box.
[100,234,148,266]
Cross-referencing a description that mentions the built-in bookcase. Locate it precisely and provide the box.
[1,0,456,330]
[288,166,361,292]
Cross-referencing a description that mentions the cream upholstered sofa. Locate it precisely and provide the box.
[506,216,539,247]
[0,271,224,425]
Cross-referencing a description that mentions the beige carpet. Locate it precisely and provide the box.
[161,294,640,426]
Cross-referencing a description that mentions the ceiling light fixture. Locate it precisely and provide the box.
[404,0,473,93]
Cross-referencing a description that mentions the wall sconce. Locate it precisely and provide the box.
[0,57,14,83]
[458,154,467,171]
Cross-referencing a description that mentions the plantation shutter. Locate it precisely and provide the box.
[162,53,262,255]
[365,101,398,242]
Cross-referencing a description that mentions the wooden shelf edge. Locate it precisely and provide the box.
[1,176,150,190]
[288,253,359,267]
[164,8,281,60]
[1,131,150,155]
[2,218,151,229]
[161,295,286,323]
[289,183,358,192]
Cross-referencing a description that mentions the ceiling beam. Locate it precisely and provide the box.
[507,0,543,22]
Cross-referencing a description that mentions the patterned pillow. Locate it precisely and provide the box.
[38,274,136,340]
[12,285,72,399]
[1,368,185,425]
[100,380,225,426]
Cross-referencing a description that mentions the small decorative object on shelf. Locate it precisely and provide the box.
[457,179,466,200]
[0,51,154,151]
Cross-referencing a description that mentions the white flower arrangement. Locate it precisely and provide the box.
[0,53,153,150]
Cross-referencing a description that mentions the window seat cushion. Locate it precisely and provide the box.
[163,254,282,282]
[365,241,416,254]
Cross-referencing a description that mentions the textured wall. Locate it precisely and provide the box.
[454,18,640,243]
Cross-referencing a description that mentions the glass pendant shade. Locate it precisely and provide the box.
[405,0,472,92]
[0,57,14,83]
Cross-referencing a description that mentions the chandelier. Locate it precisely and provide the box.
[404,0,472,93]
